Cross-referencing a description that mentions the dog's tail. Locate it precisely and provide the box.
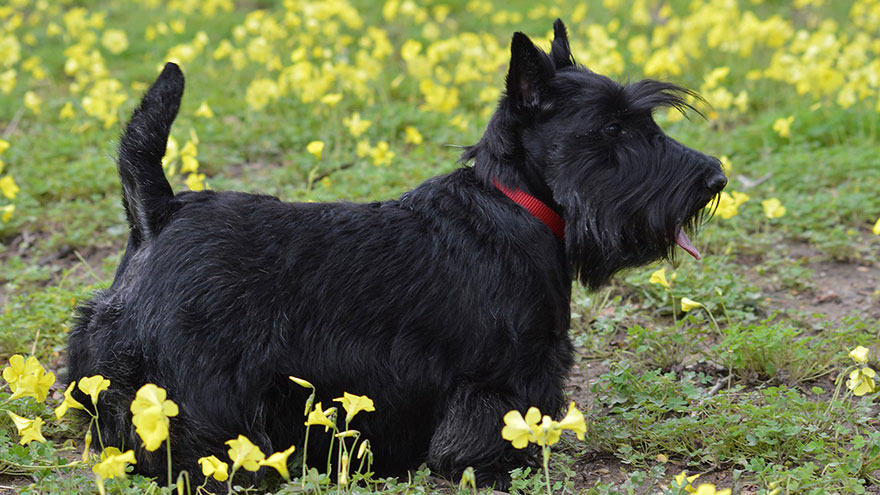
[117,62,183,247]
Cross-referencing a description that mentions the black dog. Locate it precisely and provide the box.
[67,19,725,490]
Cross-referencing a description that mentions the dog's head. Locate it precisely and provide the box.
[465,19,727,289]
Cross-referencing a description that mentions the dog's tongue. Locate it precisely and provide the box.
[676,229,702,260]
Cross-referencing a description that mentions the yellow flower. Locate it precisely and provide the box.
[404,126,423,145]
[179,139,198,175]
[556,401,586,440]
[847,367,877,396]
[535,414,563,446]
[83,429,93,463]
[449,114,468,131]
[185,173,206,191]
[245,78,279,111]
[2,355,41,389]
[289,376,314,389]
[339,451,350,486]
[0,175,19,199]
[0,139,8,157]
[181,155,199,175]
[4,355,55,402]
[320,93,343,107]
[772,116,794,138]
[357,439,371,459]
[306,140,324,160]
[162,136,180,175]
[369,141,394,166]
[693,483,731,495]
[0,204,13,222]
[681,297,703,312]
[7,412,46,445]
[649,267,670,289]
[333,392,375,424]
[501,407,541,449]
[12,368,55,402]
[305,402,337,431]
[761,198,786,219]
[194,101,214,118]
[198,455,229,482]
[714,191,749,219]
[419,79,459,114]
[55,381,85,419]
[169,19,185,34]
[81,79,128,129]
[872,218,880,235]
[24,91,41,114]
[850,346,870,365]
[130,383,179,451]
[101,29,129,54]
[343,113,371,138]
[0,69,15,94]
[59,101,75,119]
[732,191,750,207]
[674,471,700,493]
[356,140,371,158]
[92,447,137,480]
[258,445,296,481]
[225,435,265,472]
[79,375,111,405]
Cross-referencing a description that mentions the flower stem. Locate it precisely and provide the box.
[719,298,732,328]
[705,306,721,334]
[302,424,311,489]
[227,466,237,495]
[326,432,336,477]
[542,445,552,495]
[166,435,173,488]
[92,413,105,451]
[825,364,854,416]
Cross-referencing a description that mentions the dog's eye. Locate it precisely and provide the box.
[603,123,621,137]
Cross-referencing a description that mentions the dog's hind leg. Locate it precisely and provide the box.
[427,386,530,491]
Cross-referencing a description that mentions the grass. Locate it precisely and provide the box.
[2,0,880,493]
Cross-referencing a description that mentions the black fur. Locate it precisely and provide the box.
[67,20,725,491]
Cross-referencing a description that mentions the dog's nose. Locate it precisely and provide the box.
[705,172,727,193]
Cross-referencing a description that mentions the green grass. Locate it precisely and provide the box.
[2,0,880,493]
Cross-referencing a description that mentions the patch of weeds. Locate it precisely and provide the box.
[580,467,666,495]
[570,290,633,358]
[745,457,870,495]
[753,251,816,293]
[588,364,713,465]
[711,318,841,386]
[510,453,578,495]
[590,359,880,492]
[625,323,706,371]
[626,257,764,325]
[0,285,92,360]
[0,254,55,288]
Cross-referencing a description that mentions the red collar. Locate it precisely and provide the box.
[493,178,565,241]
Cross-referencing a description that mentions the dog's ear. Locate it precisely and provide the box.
[550,19,575,69]
[506,32,555,109]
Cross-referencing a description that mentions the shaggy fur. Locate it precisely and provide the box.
[67,19,726,490]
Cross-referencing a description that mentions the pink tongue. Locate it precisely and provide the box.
[676,229,702,260]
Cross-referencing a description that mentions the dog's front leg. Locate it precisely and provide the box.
[427,385,531,491]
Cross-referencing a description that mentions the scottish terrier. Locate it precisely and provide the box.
[67,19,726,490]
